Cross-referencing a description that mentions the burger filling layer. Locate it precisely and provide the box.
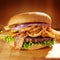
[22,38,54,49]
[1,23,55,49]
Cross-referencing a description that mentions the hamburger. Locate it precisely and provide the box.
[1,12,55,49]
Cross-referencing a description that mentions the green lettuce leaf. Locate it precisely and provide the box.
[41,39,54,47]
[2,35,14,43]
[22,42,34,49]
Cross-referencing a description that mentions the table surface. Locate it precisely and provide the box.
[0,31,60,60]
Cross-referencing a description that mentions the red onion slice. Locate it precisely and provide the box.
[11,22,50,30]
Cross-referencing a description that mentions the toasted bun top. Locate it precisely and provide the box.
[8,12,52,26]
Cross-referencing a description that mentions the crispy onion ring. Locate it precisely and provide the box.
[19,25,35,33]
[11,25,55,38]
[26,26,55,38]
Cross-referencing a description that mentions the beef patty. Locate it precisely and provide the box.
[24,36,53,43]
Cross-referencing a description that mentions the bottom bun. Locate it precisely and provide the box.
[22,44,47,50]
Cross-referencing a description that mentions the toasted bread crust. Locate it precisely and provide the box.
[8,12,52,26]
